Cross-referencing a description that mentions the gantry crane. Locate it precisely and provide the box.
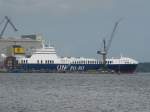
[97,19,122,67]
[0,16,18,39]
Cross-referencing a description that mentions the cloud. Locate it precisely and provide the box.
[0,0,113,15]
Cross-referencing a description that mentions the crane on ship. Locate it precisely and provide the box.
[0,16,18,39]
[97,19,122,69]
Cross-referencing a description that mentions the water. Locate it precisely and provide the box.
[0,73,150,112]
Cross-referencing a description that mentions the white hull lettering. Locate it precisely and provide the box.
[57,65,85,71]
[70,66,77,71]
[57,65,67,71]
[78,66,85,70]
[70,66,85,71]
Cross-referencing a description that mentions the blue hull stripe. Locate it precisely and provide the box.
[14,64,138,73]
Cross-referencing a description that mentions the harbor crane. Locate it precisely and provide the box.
[97,19,122,67]
[0,16,18,39]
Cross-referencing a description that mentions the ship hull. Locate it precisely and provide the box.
[9,63,138,73]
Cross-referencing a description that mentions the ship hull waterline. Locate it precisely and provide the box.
[6,63,138,73]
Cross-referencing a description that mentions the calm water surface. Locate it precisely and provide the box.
[0,73,150,112]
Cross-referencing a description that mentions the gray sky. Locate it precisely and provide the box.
[0,0,149,62]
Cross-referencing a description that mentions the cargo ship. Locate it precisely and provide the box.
[3,43,138,73]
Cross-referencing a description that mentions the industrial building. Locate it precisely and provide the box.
[0,34,43,61]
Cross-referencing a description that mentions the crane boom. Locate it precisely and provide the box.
[0,16,18,38]
[97,19,122,66]
[106,19,122,52]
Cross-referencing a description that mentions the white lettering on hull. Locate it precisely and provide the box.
[57,65,85,71]
[57,65,67,71]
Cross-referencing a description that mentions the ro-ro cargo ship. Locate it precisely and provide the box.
[3,44,138,73]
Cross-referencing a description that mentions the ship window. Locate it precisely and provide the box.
[26,60,28,63]
[37,60,39,64]
[83,61,85,64]
[45,60,47,64]
[41,60,43,64]
[49,60,54,64]
[52,60,54,64]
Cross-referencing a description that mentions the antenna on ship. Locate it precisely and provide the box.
[97,19,122,70]
[0,16,18,39]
